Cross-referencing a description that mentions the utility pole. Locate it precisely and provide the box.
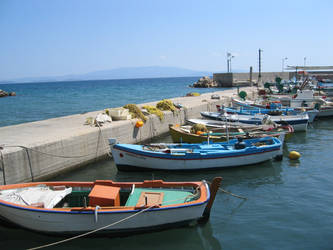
[258,49,263,87]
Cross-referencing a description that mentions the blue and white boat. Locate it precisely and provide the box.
[221,106,318,123]
[109,137,282,171]
[200,111,309,132]
[316,79,333,96]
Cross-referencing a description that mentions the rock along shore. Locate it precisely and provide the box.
[0,89,16,97]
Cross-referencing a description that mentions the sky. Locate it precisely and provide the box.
[1,0,333,80]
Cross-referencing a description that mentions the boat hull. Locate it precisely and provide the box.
[0,180,212,235]
[201,112,308,132]
[0,201,206,234]
[169,125,286,144]
[111,145,281,171]
[316,107,333,117]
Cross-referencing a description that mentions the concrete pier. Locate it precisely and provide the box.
[0,87,255,184]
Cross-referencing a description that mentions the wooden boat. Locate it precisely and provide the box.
[200,111,309,132]
[169,124,292,144]
[222,106,318,123]
[109,137,282,171]
[316,80,333,96]
[0,178,222,235]
[187,118,259,129]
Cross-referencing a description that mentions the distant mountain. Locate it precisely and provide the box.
[0,66,213,84]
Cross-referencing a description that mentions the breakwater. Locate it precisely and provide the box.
[0,87,255,184]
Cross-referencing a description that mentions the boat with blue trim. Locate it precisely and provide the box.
[200,111,309,132]
[220,106,318,123]
[0,178,221,235]
[109,137,282,171]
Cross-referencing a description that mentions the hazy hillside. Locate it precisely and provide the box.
[1,66,213,84]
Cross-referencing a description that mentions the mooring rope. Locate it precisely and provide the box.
[27,205,156,250]
[0,145,106,159]
[24,147,34,182]
[207,181,247,200]
[0,122,114,160]
[96,123,113,158]
[218,188,247,200]
[0,148,6,185]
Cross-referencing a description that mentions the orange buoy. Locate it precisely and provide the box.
[135,120,144,128]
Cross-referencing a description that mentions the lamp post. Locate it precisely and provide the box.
[282,57,288,72]
[304,57,307,67]
[258,49,263,86]
[227,52,235,73]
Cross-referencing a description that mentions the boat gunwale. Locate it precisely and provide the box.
[113,139,282,161]
[0,181,210,214]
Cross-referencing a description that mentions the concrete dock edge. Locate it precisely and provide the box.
[0,87,255,184]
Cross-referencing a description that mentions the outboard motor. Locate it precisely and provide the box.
[234,137,246,150]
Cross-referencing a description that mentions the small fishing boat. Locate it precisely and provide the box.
[187,118,259,129]
[169,124,291,144]
[0,178,221,235]
[232,91,333,118]
[231,97,281,109]
[109,137,282,171]
[221,106,318,123]
[316,79,333,96]
[201,111,309,132]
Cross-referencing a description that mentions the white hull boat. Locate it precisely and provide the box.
[109,137,282,171]
[0,179,221,235]
[200,111,309,132]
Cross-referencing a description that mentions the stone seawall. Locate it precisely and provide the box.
[0,87,255,184]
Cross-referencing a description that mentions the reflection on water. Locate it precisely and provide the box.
[197,223,223,250]
[3,119,333,250]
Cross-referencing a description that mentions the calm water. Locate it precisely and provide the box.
[0,119,332,250]
[0,78,332,249]
[0,77,220,127]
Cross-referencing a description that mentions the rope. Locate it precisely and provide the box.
[96,123,113,158]
[24,147,34,182]
[0,148,6,185]
[95,124,102,160]
[0,144,110,159]
[207,181,247,200]
[27,205,156,250]
[28,187,201,250]
[183,106,189,122]
[218,188,247,200]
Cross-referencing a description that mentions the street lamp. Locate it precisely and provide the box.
[304,57,307,67]
[282,57,288,72]
[227,52,235,72]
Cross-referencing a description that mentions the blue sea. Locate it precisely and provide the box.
[0,77,333,250]
[0,77,219,127]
